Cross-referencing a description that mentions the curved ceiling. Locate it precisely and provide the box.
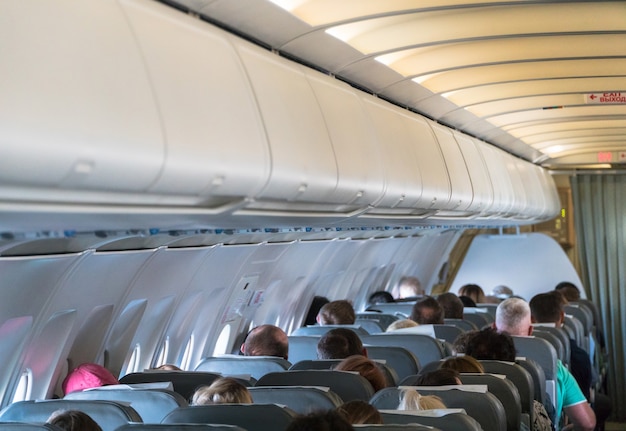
[172,0,626,170]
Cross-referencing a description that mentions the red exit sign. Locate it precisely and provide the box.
[598,152,613,163]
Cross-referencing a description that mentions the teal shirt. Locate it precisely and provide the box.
[556,360,587,426]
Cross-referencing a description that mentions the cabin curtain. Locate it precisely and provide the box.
[570,174,626,420]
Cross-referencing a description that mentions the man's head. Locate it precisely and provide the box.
[410,296,444,324]
[555,281,581,302]
[395,276,424,299]
[240,324,289,360]
[465,327,516,361]
[316,328,365,359]
[366,291,395,309]
[317,300,356,325]
[495,298,532,336]
[529,291,566,326]
[436,292,464,319]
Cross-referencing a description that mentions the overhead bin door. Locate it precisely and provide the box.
[504,153,529,216]
[453,133,495,214]
[478,145,516,216]
[121,0,270,201]
[514,159,544,218]
[537,168,561,218]
[235,42,338,203]
[429,124,474,212]
[305,71,384,206]
[0,1,163,194]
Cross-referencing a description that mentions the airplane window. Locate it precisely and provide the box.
[154,336,170,368]
[126,343,141,374]
[12,368,32,402]
[213,325,231,356]
[180,334,195,370]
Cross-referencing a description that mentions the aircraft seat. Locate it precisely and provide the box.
[355,423,442,431]
[532,329,567,365]
[65,386,187,423]
[194,356,290,380]
[0,424,62,431]
[286,336,320,364]
[379,410,481,431]
[161,404,296,431]
[354,319,385,334]
[432,325,464,345]
[256,370,374,402]
[248,386,342,414]
[288,359,399,386]
[116,425,245,431]
[356,312,400,331]
[290,325,369,336]
[365,303,414,317]
[365,346,420,382]
[444,318,478,332]
[361,334,445,367]
[512,336,557,409]
[0,400,142,431]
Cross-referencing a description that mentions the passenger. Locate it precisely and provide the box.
[398,389,447,410]
[334,355,388,392]
[155,364,181,371]
[495,298,595,431]
[304,296,330,326]
[439,355,484,373]
[336,400,383,424]
[436,292,464,319]
[413,368,462,386]
[366,290,395,309]
[317,328,366,359]
[191,377,252,405]
[317,300,356,325]
[555,281,582,302]
[458,284,485,304]
[530,291,611,431]
[393,276,424,300]
[386,318,418,332]
[62,363,119,395]
[47,410,102,431]
[451,329,479,354]
[409,296,444,324]
[286,410,354,431]
[491,285,514,301]
[459,295,477,308]
[240,324,289,360]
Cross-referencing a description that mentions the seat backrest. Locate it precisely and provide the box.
[288,359,398,386]
[354,424,440,431]
[286,336,320,364]
[362,334,445,367]
[515,358,547,405]
[256,370,375,402]
[0,400,142,431]
[532,328,568,366]
[532,326,571,367]
[290,325,369,336]
[65,387,186,423]
[512,336,557,409]
[479,360,534,425]
[380,410,481,431]
[248,386,343,414]
[461,312,491,329]
[119,371,222,401]
[475,304,498,319]
[194,356,290,380]
[355,319,385,334]
[162,404,296,431]
[366,346,420,382]
[563,315,585,351]
[365,303,415,317]
[459,374,521,431]
[564,305,592,335]
[444,318,477,332]
[371,386,506,431]
[356,312,400,331]
[0,424,62,431]
[432,325,464,345]
[564,309,590,353]
[117,425,246,431]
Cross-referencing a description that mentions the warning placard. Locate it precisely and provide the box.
[585,92,626,104]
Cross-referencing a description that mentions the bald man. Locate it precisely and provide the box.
[240,324,289,360]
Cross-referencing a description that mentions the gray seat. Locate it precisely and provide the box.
[462,312,491,329]
[256,370,374,402]
[372,386,506,431]
[532,326,571,367]
[65,387,187,423]
[532,328,567,365]
[432,325,464,345]
[290,325,369,336]
[162,404,296,431]
[512,336,557,409]
[515,357,547,405]
[194,356,290,380]
[119,371,224,401]
[248,386,342,414]
[379,411,480,431]
[361,334,445,368]
[459,373,521,431]
[355,319,385,334]
[365,303,415,318]
[286,336,320,364]
[444,318,478,332]
[356,312,400,331]
[117,425,245,431]
[0,400,142,431]
[0,424,62,431]
[366,346,421,382]
[288,359,399,386]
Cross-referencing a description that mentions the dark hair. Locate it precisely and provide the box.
[334,355,388,392]
[465,327,516,361]
[554,281,581,302]
[437,292,464,319]
[452,329,479,354]
[305,296,330,326]
[367,291,395,308]
[337,400,382,425]
[414,368,460,386]
[47,410,102,431]
[317,328,364,359]
[409,296,444,324]
[459,296,477,307]
[286,410,354,431]
[458,284,485,304]
[530,292,564,324]
[318,300,356,325]
[242,324,289,360]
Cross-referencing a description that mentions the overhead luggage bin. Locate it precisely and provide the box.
[503,153,529,217]
[121,0,270,201]
[514,159,545,218]
[0,1,163,199]
[477,145,516,217]
[455,135,495,215]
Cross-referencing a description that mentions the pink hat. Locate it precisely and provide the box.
[62,363,119,394]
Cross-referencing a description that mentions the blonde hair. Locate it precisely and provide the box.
[191,377,252,405]
[386,319,418,332]
[399,389,446,411]
[337,400,383,425]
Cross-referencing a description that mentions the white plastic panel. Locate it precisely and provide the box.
[0,1,163,191]
[304,70,384,205]
[429,124,474,211]
[360,98,423,209]
[538,168,561,218]
[504,153,528,216]
[235,42,338,202]
[453,134,494,214]
[121,0,270,199]
[478,145,516,215]
[515,158,544,217]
